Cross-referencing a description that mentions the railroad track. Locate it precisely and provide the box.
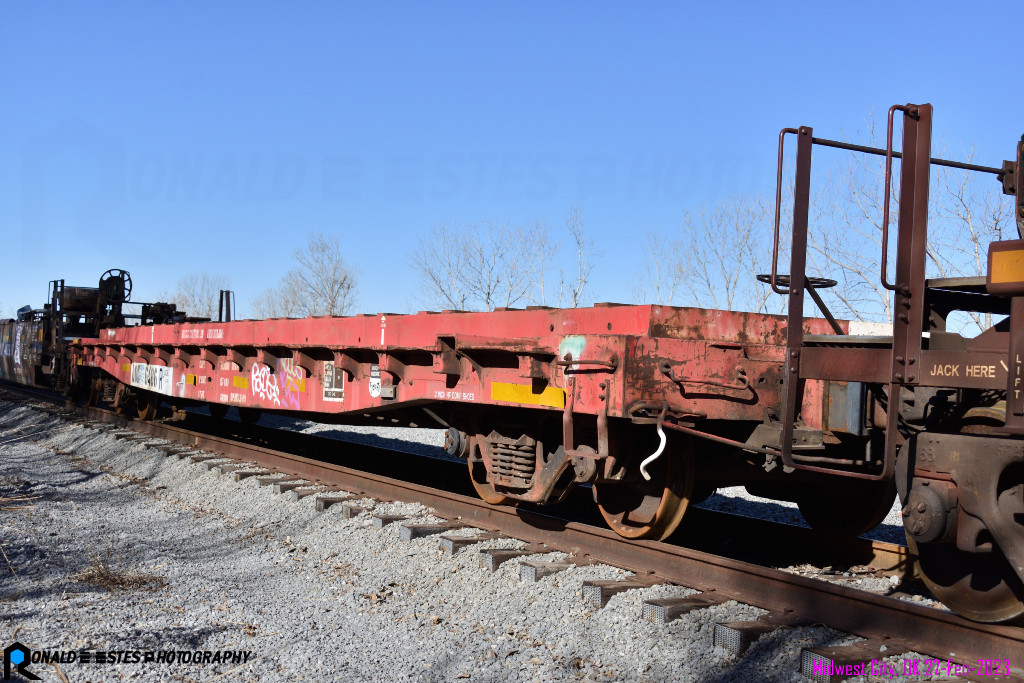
[4,385,1023,679]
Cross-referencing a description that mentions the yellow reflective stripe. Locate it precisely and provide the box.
[233,376,249,389]
[490,382,565,408]
[991,248,1024,284]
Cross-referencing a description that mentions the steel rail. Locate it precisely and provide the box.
[67,404,1024,667]
[1,382,907,572]
[2,385,1021,667]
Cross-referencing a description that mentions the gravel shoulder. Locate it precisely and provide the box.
[2,401,926,682]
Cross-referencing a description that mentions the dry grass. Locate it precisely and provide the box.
[330,561,357,579]
[1,542,18,577]
[0,475,38,511]
[70,547,167,592]
[223,620,260,637]
[0,493,39,511]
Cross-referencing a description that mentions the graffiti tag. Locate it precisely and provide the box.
[251,363,281,405]
[13,324,23,367]
[277,359,304,410]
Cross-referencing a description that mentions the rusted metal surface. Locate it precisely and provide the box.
[1008,296,1024,432]
[799,346,890,383]
[778,126,815,475]
[897,432,1024,622]
[76,305,838,426]
[768,102,1024,622]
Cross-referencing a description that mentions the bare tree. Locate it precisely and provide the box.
[250,232,357,319]
[634,195,780,313]
[170,273,230,320]
[558,206,599,307]
[632,231,684,305]
[630,114,1011,327]
[250,281,302,319]
[529,219,558,307]
[804,113,1012,331]
[682,196,777,312]
[287,232,357,316]
[410,220,471,310]
[410,219,553,311]
[927,158,1011,331]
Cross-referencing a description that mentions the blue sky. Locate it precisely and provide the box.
[1,1,1019,318]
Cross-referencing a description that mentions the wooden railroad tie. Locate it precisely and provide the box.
[255,474,299,487]
[342,503,371,519]
[399,521,464,542]
[714,612,812,655]
[520,560,572,582]
[314,495,357,512]
[231,470,270,482]
[273,480,312,494]
[581,577,659,609]
[371,513,408,529]
[438,531,504,555]
[479,548,541,572]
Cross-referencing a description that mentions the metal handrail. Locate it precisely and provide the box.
[772,105,1003,297]
[881,104,915,291]
[771,128,799,295]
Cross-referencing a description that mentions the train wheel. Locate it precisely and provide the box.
[594,441,695,541]
[466,436,509,505]
[86,378,101,407]
[908,536,1024,623]
[112,384,131,416]
[691,485,717,505]
[795,478,895,538]
[136,391,159,420]
[905,444,1024,623]
[467,447,511,505]
[209,403,229,419]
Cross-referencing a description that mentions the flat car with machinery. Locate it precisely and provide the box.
[5,103,1023,624]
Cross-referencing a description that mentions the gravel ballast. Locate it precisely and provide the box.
[241,408,910,545]
[1,400,934,681]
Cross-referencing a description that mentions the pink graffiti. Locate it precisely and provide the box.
[277,359,304,410]
[250,363,281,405]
